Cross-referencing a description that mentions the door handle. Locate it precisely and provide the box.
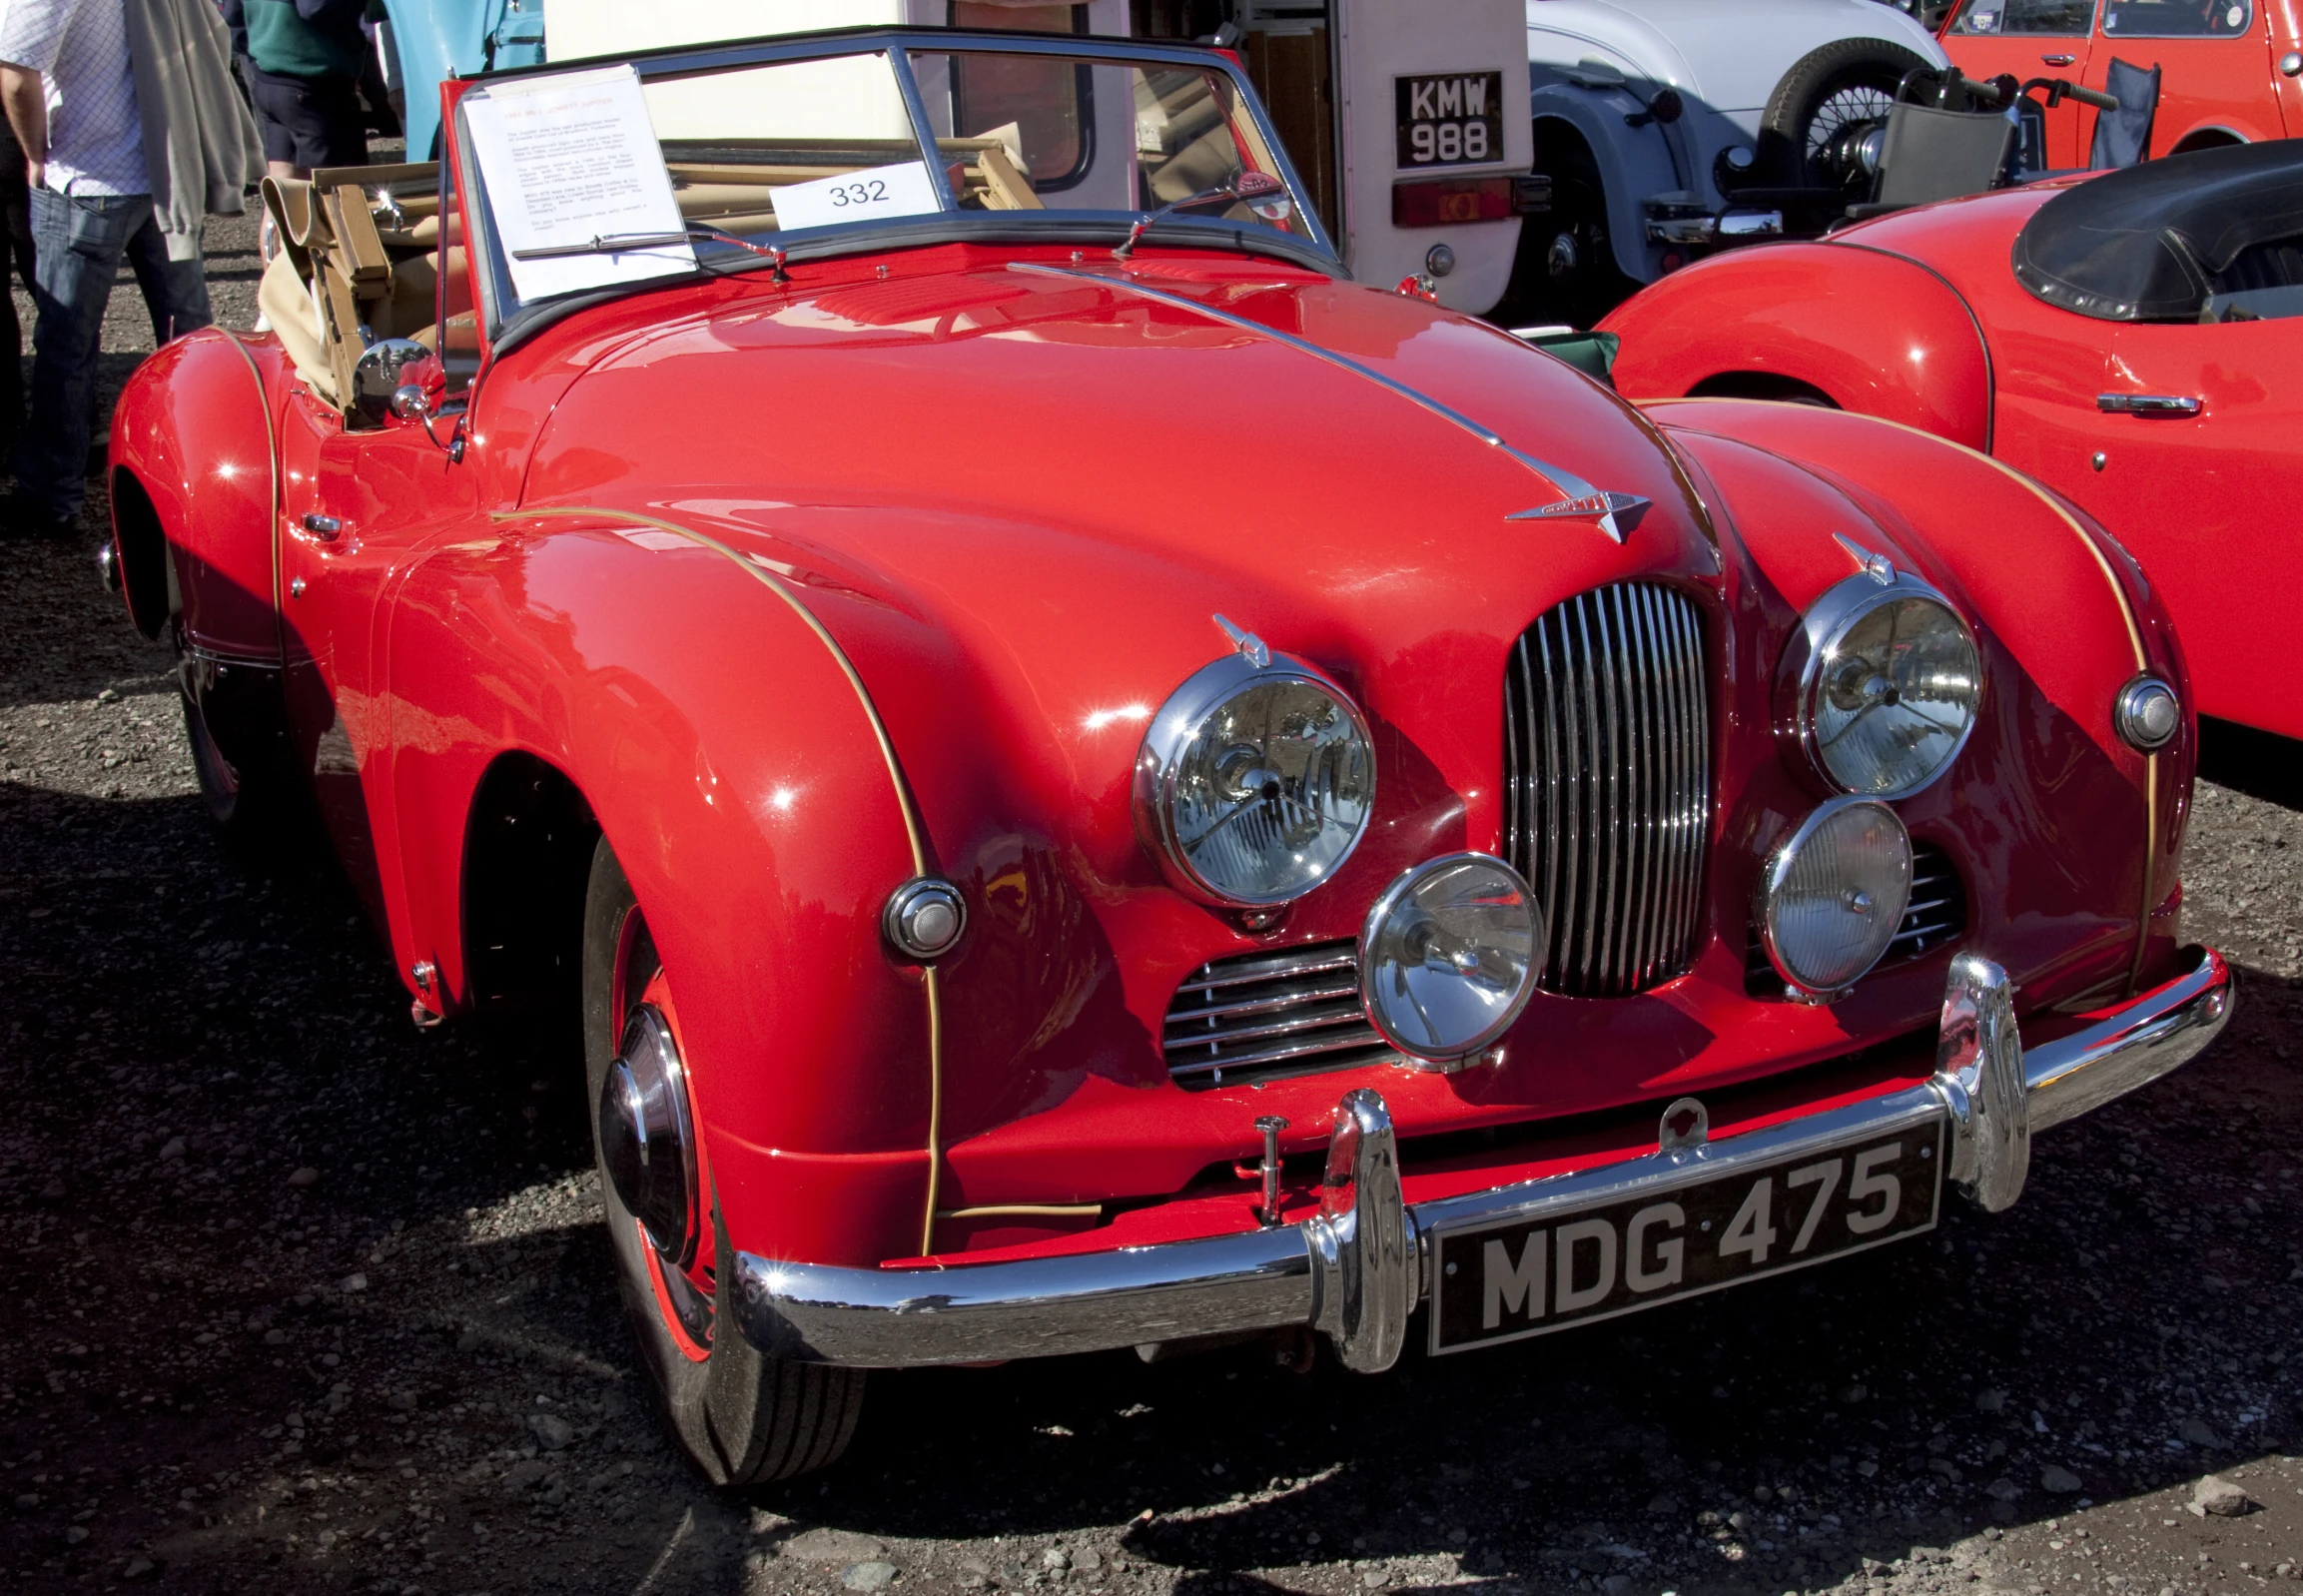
[302,512,343,540]
[2096,394,2202,416]
[2040,53,2078,66]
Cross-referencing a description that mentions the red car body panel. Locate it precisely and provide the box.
[1939,0,2299,162]
[112,224,2190,1273]
[1603,181,2295,742]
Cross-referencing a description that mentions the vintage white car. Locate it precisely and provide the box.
[1514,0,1948,322]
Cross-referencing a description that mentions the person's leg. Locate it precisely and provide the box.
[14,190,138,523]
[0,119,30,460]
[123,210,211,347]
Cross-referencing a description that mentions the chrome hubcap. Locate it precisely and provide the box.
[599,1004,698,1267]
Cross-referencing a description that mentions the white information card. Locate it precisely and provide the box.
[461,64,696,303]
[767,161,941,233]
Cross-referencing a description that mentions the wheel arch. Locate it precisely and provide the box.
[1529,84,1679,285]
[458,749,602,1029]
[1602,241,1993,450]
[109,465,172,641]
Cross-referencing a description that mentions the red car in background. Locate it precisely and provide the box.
[1602,139,2303,741]
[1938,0,2301,164]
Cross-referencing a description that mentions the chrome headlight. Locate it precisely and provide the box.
[1136,639,1376,908]
[1755,798,1914,999]
[1359,853,1542,1064]
[1793,567,1981,797]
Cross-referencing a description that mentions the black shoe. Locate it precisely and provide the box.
[3,495,78,537]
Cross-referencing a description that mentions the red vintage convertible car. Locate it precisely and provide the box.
[106,27,2229,1483]
[1602,139,2301,743]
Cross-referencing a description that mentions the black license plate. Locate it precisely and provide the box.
[1395,72,1504,168]
[1430,1122,1943,1353]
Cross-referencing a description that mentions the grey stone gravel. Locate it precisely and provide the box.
[2,179,2302,1596]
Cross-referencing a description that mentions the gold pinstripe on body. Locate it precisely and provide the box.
[1637,398,2161,994]
[212,331,285,649]
[492,505,950,1254]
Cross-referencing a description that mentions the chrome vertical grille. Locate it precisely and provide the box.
[1505,582,1711,997]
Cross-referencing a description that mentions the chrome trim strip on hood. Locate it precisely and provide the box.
[1008,262,1643,542]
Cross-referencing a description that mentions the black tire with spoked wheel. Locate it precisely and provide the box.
[581,838,865,1486]
[1760,38,1932,194]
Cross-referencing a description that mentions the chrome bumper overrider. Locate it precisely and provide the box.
[731,948,2230,1371]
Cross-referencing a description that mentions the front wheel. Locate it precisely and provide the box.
[581,838,865,1485]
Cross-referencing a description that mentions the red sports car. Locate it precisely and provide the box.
[107,27,2228,1483]
[1604,139,2303,743]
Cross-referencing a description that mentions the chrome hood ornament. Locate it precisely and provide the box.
[1508,489,1651,543]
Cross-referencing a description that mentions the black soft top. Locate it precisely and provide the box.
[2011,140,2303,322]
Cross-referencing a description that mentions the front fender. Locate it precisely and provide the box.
[385,513,935,1268]
[1603,242,1994,451]
[1652,399,2190,995]
[1531,78,1680,284]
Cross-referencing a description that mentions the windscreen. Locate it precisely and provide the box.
[455,44,1314,328]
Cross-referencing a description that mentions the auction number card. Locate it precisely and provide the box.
[767,162,942,233]
[462,64,695,303]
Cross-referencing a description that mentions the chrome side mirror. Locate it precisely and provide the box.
[1231,169,1292,223]
[352,338,438,427]
[389,385,431,422]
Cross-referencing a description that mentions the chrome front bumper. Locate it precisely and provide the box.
[731,948,2230,1371]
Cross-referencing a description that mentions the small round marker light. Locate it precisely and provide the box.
[2114,675,2180,752]
[882,877,967,962]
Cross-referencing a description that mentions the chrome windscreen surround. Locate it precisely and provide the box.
[1783,562,1983,800]
[1133,640,1376,910]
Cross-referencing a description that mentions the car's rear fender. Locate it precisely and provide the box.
[106,329,283,657]
[1604,242,1994,450]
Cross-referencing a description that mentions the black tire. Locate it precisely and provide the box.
[581,838,865,1486]
[1760,38,1932,192]
[1494,120,1641,330]
[179,647,307,858]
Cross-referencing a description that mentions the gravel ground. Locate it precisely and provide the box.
[3,211,2300,1596]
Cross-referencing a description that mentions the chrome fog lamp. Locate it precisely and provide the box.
[598,1005,698,1265]
[1137,629,1376,908]
[1792,566,1982,797]
[1358,853,1543,1064]
[1756,798,1915,1000]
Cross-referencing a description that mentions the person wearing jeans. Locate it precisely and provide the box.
[0,0,257,534]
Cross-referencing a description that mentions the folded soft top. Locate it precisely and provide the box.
[2012,140,2303,322]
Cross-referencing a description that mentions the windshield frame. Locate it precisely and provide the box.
[451,25,1341,354]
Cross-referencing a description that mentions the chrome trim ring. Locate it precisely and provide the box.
[882,876,968,962]
[2113,674,2180,752]
[1133,648,1376,909]
[1784,564,1983,799]
[1754,797,1915,1000]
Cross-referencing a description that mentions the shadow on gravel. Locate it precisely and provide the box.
[2201,718,2303,814]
